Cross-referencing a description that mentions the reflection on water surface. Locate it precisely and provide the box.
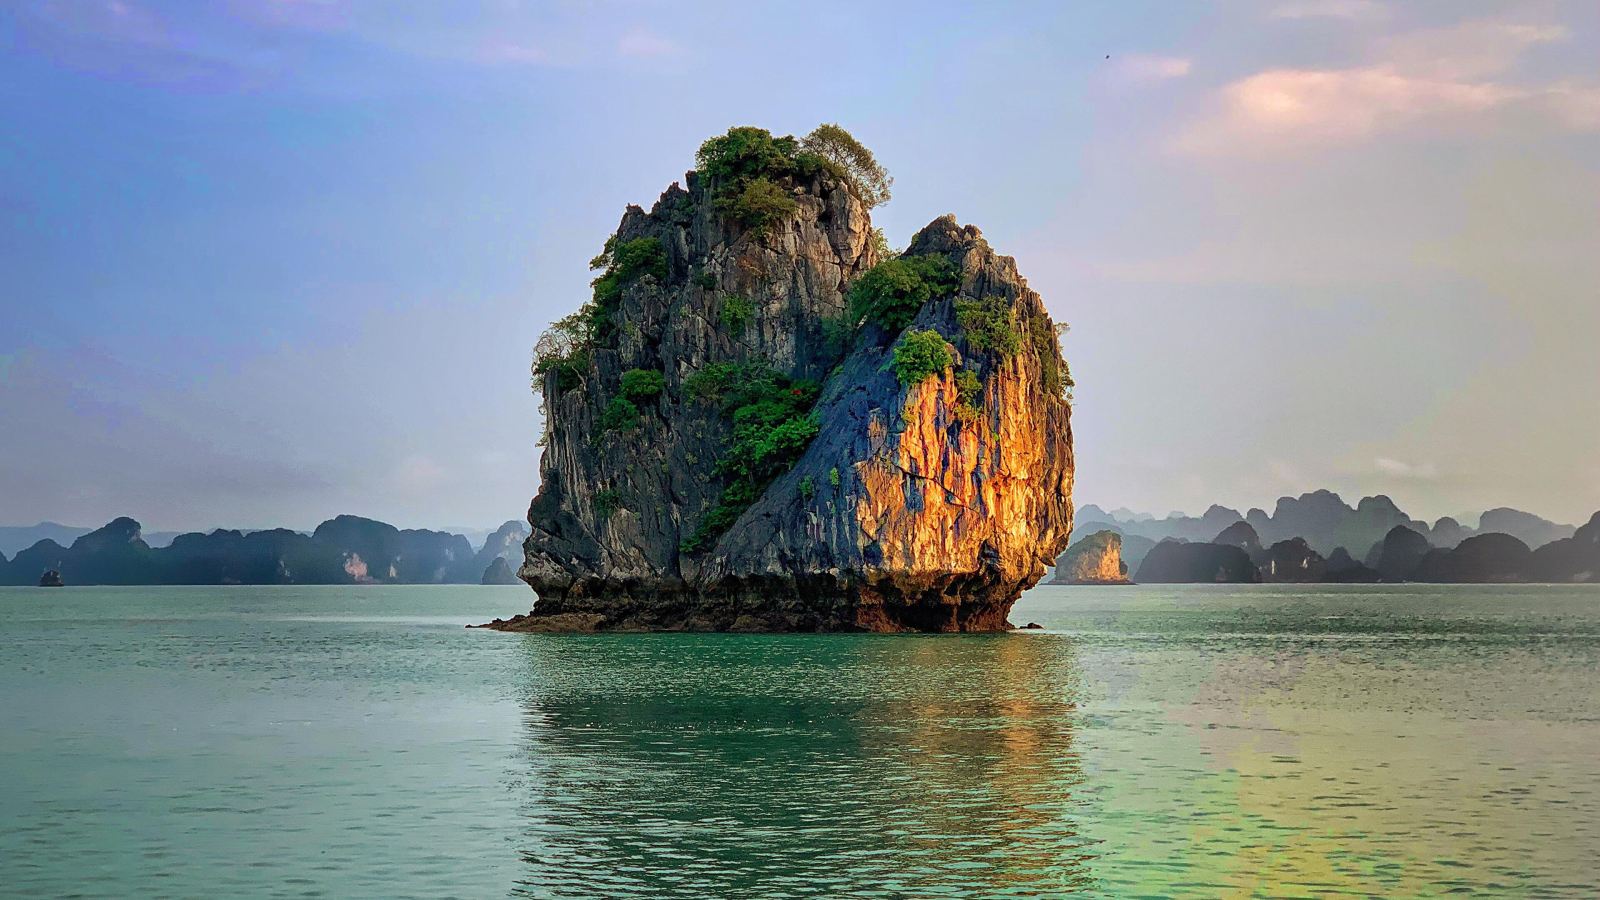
[513,634,1094,897]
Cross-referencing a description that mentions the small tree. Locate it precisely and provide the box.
[890,329,954,386]
[531,310,594,394]
[802,124,892,209]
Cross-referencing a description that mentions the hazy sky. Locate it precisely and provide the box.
[2,0,1597,532]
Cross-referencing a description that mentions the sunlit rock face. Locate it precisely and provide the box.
[501,164,1073,633]
[1051,531,1129,584]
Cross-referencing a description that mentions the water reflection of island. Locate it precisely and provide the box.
[508,634,1095,897]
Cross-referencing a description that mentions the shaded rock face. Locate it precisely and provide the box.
[1374,525,1432,582]
[1259,538,1326,583]
[1118,533,1157,570]
[1414,533,1532,583]
[1478,508,1574,550]
[1213,521,1261,552]
[1530,512,1600,582]
[1324,546,1379,582]
[471,520,530,577]
[513,170,1074,632]
[1051,531,1129,584]
[1135,541,1261,584]
[481,556,521,585]
[2,518,151,585]
[1429,516,1472,548]
[1262,491,1428,556]
[312,515,478,584]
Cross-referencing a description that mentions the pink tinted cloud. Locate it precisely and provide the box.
[1111,54,1193,83]
[616,28,683,60]
[1270,0,1388,21]
[1175,17,1596,154]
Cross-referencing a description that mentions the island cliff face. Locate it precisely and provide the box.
[1051,531,1129,584]
[501,129,1074,632]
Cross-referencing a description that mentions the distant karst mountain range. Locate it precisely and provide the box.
[1057,490,1599,585]
[0,516,529,587]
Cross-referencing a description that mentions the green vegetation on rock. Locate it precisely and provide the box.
[954,297,1023,356]
[1029,318,1073,397]
[695,127,804,233]
[531,310,593,394]
[694,124,893,235]
[800,123,893,209]
[531,235,667,399]
[890,329,954,387]
[589,236,669,337]
[680,364,822,553]
[600,397,641,433]
[620,368,666,402]
[869,226,894,260]
[955,368,983,423]
[849,255,959,332]
[594,489,623,520]
[720,295,754,331]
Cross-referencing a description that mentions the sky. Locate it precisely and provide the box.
[1,0,1597,532]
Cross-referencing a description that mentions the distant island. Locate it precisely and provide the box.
[491,124,1075,633]
[0,517,528,587]
[1052,490,1599,584]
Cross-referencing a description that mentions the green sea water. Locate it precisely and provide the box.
[2,583,1598,898]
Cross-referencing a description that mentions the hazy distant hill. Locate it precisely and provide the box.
[1069,495,1598,585]
[0,522,285,556]
[0,523,91,558]
[1075,491,1575,560]
[0,515,522,586]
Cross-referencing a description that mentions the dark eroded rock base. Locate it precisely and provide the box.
[473,576,1019,633]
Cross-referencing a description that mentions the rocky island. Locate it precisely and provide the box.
[1050,531,1130,584]
[489,125,1075,632]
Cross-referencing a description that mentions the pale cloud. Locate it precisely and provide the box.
[1177,66,1516,152]
[1378,20,1566,80]
[1112,54,1193,83]
[617,28,684,60]
[472,40,550,66]
[1375,458,1439,480]
[34,0,167,45]
[1542,82,1600,130]
[395,454,448,491]
[1175,17,1597,154]
[1270,0,1387,21]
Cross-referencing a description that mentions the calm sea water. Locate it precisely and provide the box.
[2,584,1598,898]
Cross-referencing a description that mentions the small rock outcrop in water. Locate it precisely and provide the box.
[1051,531,1130,584]
[480,557,521,585]
[38,569,64,587]
[500,126,1074,632]
[1134,540,1260,584]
